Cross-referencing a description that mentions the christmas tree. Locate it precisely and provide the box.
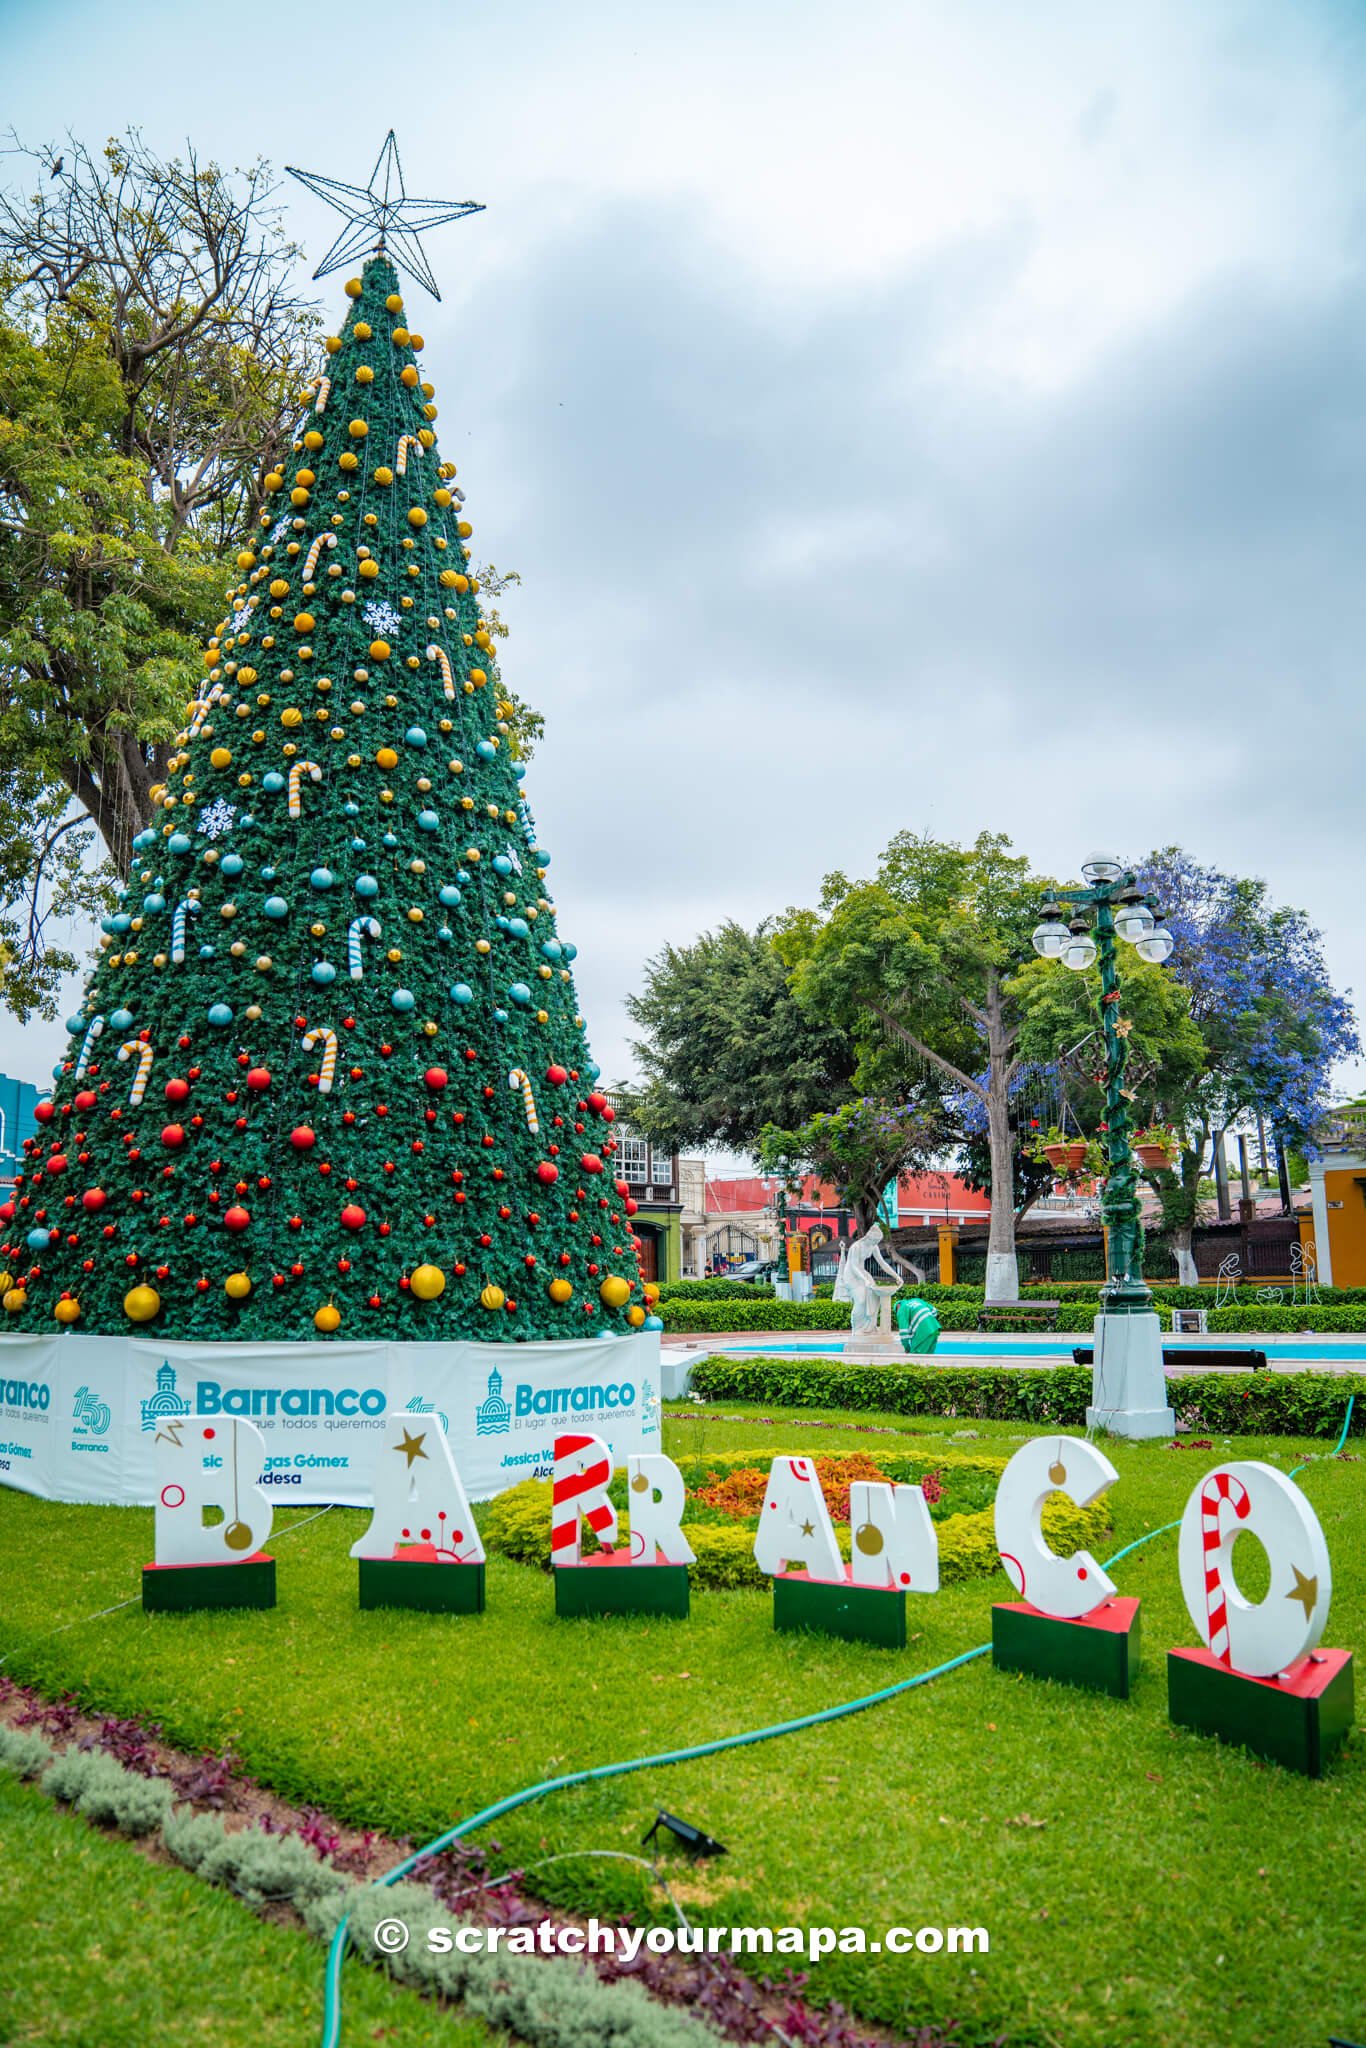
[0,235,651,1346]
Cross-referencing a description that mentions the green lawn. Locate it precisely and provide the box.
[0,1401,1362,2048]
[0,1772,496,2047]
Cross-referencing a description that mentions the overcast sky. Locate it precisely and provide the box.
[3,0,1365,1113]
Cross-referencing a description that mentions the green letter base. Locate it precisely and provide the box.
[773,1571,907,1650]
[555,1552,690,1619]
[1168,1645,1354,1777]
[992,1597,1140,1699]
[142,1553,275,1613]
[358,1558,486,1613]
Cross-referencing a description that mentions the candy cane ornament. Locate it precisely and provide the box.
[348,916,382,980]
[288,760,322,821]
[1200,1469,1252,1666]
[426,645,455,700]
[314,377,331,415]
[303,532,336,582]
[118,1039,155,1106]
[551,1431,617,1565]
[508,1067,539,1134]
[186,681,224,740]
[301,1026,339,1095]
[396,435,423,476]
[74,1016,105,1078]
[171,899,199,965]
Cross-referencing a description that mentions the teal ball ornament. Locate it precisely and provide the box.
[508,982,531,1005]
[168,833,192,854]
[311,961,337,986]
[450,983,473,1005]
[263,896,289,920]
[221,853,244,877]
[142,893,166,915]
[262,771,285,793]
[310,868,334,891]
[110,1008,134,1031]
[438,885,461,908]
[207,1002,233,1026]
[354,874,379,899]
[405,726,427,748]
[390,987,415,1013]
[417,810,439,832]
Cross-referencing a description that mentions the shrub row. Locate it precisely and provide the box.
[479,1473,1102,1588]
[0,1741,729,2048]
[683,1358,1366,1439]
[660,1296,1366,1334]
[659,1277,1366,1308]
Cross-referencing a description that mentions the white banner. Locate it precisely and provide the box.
[0,1331,661,1507]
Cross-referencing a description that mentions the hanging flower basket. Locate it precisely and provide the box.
[1134,1141,1178,1170]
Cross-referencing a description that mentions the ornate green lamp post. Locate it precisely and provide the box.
[1032,856,1176,1436]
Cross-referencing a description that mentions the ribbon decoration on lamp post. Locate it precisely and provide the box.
[1031,856,1174,1317]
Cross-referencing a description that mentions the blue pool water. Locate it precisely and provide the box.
[707,1337,1366,1363]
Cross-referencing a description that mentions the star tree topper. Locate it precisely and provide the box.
[285,131,483,300]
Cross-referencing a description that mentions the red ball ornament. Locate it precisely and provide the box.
[82,1188,107,1213]
[580,1154,603,1175]
[340,1203,366,1231]
[164,1077,190,1104]
[0,1201,13,1225]
[161,1125,185,1149]
[290,1126,317,1150]
[224,1204,251,1232]
[624,1198,638,1215]
[247,1067,271,1092]
[535,1161,559,1185]
[424,1067,448,1091]
[74,1090,97,1112]
[337,1257,352,1274]
[586,1091,608,1114]
[47,1154,67,1174]
[195,1276,210,1292]
[545,1064,568,1086]
[34,1100,54,1124]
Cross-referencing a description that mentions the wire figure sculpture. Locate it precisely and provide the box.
[1290,1241,1320,1307]
[1214,1253,1241,1309]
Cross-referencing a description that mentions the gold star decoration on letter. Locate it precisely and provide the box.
[1285,1563,1318,1620]
[285,132,484,301]
[800,1519,816,1538]
[395,1428,429,1469]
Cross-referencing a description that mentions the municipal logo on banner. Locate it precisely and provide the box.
[72,1386,111,1438]
[475,1365,512,1437]
[404,1395,450,1433]
[141,1361,192,1432]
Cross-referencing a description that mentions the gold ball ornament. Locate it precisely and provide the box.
[354,321,372,340]
[626,1305,646,1328]
[409,1263,446,1302]
[124,1284,161,1323]
[345,278,363,297]
[225,1271,253,1300]
[375,746,399,769]
[386,292,404,313]
[359,559,380,579]
[210,747,232,769]
[401,365,420,388]
[480,1283,506,1312]
[325,335,342,354]
[281,706,303,728]
[373,465,394,486]
[54,1297,82,1325]
[314,1302,341,1333]
[407,506,428,527]
[599,1275,632,1309]
[355,365,374,385]
[369,639,391,661]
[303,430,324,452]
[236,549,256,570]
[3,1288,28,1314]
[547,1278,574,1304]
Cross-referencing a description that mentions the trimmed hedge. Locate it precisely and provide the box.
[655,1279,775,1302]
[661,1295,1366,1335]
[660,1277,1366,1309]
[683,1357,1366,1439]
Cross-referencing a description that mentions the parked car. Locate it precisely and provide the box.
[723,1258,783,1285]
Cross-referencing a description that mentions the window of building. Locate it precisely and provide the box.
[618,1136,649,1184]
[652,1145,674,1187]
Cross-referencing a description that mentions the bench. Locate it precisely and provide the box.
[1072,1346,1268,1372]
[977,1300,1060,1332]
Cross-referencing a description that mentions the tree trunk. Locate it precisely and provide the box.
[1171,1225,1199,1287]
[982,970,1019,1303]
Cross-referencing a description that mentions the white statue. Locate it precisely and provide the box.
[831,1240,852,1303]
[844,1222,904,1351]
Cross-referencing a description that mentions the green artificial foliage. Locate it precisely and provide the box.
[2,256,649,1346]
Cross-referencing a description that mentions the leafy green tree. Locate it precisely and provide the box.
[759,1097,946,1232]
[776,831,1058,1301]
[621,919,858,1151]
[0,131,321,1013]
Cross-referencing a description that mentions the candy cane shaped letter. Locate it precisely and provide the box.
[301,1026,339,1095]
[75,1016,105,1078]
[508,1067,539,1135]
[1199,1470,1251,1666]
[551,1432,617,1566]
[303,532,336,583]
[396,435,423,476]
[171,899,199,965]
[118,1039,155,1106]
[427,645,455,700]
[288,760,322,821]
[348,916,382,980]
